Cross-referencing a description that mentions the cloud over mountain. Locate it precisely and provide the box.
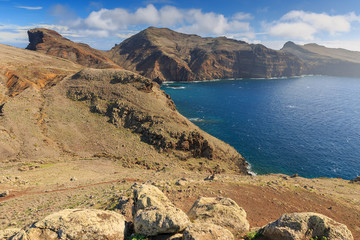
[268,10,360,40]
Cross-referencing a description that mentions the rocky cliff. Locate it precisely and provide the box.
[281,41,360,78]
[26,28,120,69]
[108,27,305,82]
[0,43,247,174]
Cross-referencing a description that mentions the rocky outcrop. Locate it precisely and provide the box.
[26,28,120,69]
[183,223,234,240]
[0,228,20,239]
[261,212,354,240]
[65,68,248,172]
[281,41,360,78]
[133,185,190,236]
[4,184,355,240]
[108,27,305,82]
[11,209,127,240]
[188,197,249,235]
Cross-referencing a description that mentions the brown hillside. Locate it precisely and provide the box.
[0,43,247,174]
[0,44,81,97]
[281,41,360,78]
[26,28,120,69]
[108,27,305,82]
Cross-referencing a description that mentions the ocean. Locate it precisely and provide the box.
[161,76,360,180]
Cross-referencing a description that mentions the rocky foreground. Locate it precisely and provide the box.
[0,183,355,239]
[0,159,359,240]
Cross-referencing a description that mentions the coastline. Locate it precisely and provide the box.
[162,76,360,181]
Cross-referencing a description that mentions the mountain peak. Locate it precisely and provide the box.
[25,28,120,69]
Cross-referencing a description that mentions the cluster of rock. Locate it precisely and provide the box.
[1,184,353,240]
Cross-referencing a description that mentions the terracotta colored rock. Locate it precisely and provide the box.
[11,209,127,240]
[188,197,249,234]
[262,212,354,240]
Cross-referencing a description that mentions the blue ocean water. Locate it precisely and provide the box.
[161,76,360,179]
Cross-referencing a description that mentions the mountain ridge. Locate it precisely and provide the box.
[281,41,360,78]
[108,27,305,82]
[25,27,360,81]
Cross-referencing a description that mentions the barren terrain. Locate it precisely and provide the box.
[1,159,359,239]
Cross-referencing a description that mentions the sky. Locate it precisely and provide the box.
[1,0,360,51]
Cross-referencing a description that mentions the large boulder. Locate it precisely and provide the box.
[188,197,249,234]
[11,209,127,240]
[183,223,234,240]
[0,228,20,239]
[133,184,190,236]
[261,212,354,240]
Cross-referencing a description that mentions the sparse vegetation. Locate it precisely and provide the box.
[310,236,328,240]
[245,230,262,240]
[126,234,148,240]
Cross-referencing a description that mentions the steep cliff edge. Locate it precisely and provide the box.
[281,41,360,78]
[108,27,305,82]
[26,28,120,69]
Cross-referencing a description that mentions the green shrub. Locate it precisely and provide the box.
[127,234,148,240]
[245,231,262,240]
[310,236,328,240]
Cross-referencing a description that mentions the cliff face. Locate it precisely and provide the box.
[26,28,120,69]
[281,41,360,78]
[0,43,247,174]
[108,27,305,82]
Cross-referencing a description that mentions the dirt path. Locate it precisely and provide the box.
[1,159,359,239]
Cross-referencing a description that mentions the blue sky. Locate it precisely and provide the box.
[1,0,360,51]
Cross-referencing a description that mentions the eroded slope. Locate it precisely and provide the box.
[108,27,305,82]
[0,44,247,174]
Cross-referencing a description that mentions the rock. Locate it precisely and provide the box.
[133,184,190,236]
[261,212,354,240]
[0,228,20,239]
[70,176,77,181]
[11,209,127,240]
[204,174,217,181]
[349,176,360,183]
[167,233,183,240]
[183,223,234,240]
[188,197,249,234]
[290,173,298,178]
[0,190,9,197]
[175,179,187,186]
[26,28,120,69]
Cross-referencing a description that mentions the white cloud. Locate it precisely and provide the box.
[233,12,253,20]
[267,10,360,40]
[16,6,43,10]
[60,4,254,39]
[269,22,316,40]
[0,24,77,45]
[0,30,28,43]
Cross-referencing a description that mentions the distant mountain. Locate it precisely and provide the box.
[108,27,305,82]
[26,27,360,81]
[281,41,360,78]
[26,28,120,69]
